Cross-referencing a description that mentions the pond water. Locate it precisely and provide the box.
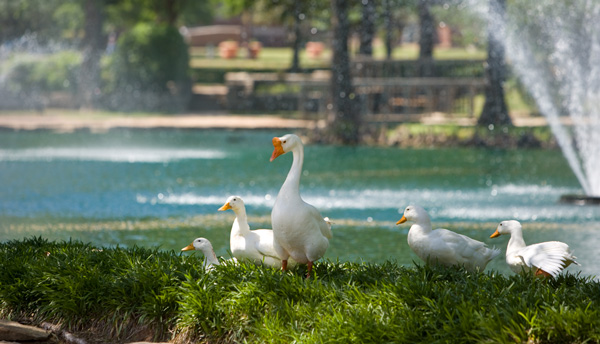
[1,129,598,277]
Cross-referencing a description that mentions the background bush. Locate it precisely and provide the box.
[102,23,191,112]
[4,50,80,94]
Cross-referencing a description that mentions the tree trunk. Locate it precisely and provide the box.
[478,0,512,126]
[359,0,376,57]
[417,0,435,77]
[289,1,302,72]
[165,0,178,26]
[384,0,393,59]
[329,0,360,144]
[78,0,104,110]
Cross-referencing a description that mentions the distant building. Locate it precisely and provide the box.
[182,25,242,46]
[182,25,287,47]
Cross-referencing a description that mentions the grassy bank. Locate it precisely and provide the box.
[1,237,599,343]
[385,124,557,149]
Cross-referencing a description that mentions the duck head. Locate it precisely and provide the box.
[270,134,301,161]
[218,195,244,211]
[490,220,521,238]
[396,205,429,225]
[182,237,214,252]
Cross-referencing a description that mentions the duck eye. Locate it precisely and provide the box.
[283,140,287,144]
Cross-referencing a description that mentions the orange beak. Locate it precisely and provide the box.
[181,243,195,251]
[270,137,285,162]
[396,216,407,225]
[218,202,231,211]
[490,229,500,238]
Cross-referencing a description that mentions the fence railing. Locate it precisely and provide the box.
[226,70,487,121]
[350,58,486,78]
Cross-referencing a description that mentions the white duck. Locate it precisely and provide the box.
[181,237,220,270]
[490,220,580,278]
[397,205,500,272]
[219,195,295,268]
[270,134,332,277]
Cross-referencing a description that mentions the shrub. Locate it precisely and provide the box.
[102,23,191,112]
[4,50,80,94]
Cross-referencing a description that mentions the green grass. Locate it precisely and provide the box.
[388,123,556,148]
[190,47,331,70]
[190,45,486,71]
[1,237,599,343]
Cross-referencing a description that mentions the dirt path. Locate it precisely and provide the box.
[0,110,553,132]
[0,111,325,132]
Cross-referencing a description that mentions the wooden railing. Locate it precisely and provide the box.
[226,71,487,120]
[350,58,486,78]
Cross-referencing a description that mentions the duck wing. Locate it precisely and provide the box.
[250,229,281,259]
[518,241,576,278]
[432,229,499,266]
[304,202,332,239]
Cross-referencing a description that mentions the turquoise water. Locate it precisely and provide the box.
[1,129,598,276]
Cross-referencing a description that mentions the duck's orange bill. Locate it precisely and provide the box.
[181,243,195,251]
[218,202,231,211]
[490,230,500,238]
[270,137,284,161]
[396,216,407,225]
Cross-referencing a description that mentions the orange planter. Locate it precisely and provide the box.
[219,41,239,59]
[247,41,262,59]
[306,41,324,59]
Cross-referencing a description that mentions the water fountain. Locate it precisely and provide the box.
[475,0,600,204]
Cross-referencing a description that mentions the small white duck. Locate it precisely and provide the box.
[490,220,580,278]
[181,237,221,270]
[218,195,295,268]
[270,134,332,277]
[397,205,500,272]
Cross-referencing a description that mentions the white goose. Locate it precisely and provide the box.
[270,134,332,277]
[397,205,500,272]
[181,237,220,270]
[219,195,295,268]
[490,220,580,278]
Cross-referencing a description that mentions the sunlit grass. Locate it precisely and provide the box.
[1,237,599,343]
[190,45,486,70]
[189,47,330,70]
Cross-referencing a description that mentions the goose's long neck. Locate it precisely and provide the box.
[280,146,303,199]
[507,228,527,252]
[232,207,250,236]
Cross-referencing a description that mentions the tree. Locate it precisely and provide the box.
[477,0,512,126]
[383,0,394,59]
[289,0,303,72]
[417,0,435,77]
[78,0,105,109]
[257,0,328,71]
[329,0,360,144]
[381,0,415,59]
[358,0,376,57]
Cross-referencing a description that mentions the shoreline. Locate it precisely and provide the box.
[0,110,559,148]
[0,109,559,131]
[0,111,323,132]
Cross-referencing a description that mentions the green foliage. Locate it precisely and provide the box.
[52,2,84,40]
[1,237,599,343]
[0,0,65,43]
[3,50,81,94]
[103,22,191,112]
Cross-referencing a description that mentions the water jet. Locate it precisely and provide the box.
[474,0,600,203]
